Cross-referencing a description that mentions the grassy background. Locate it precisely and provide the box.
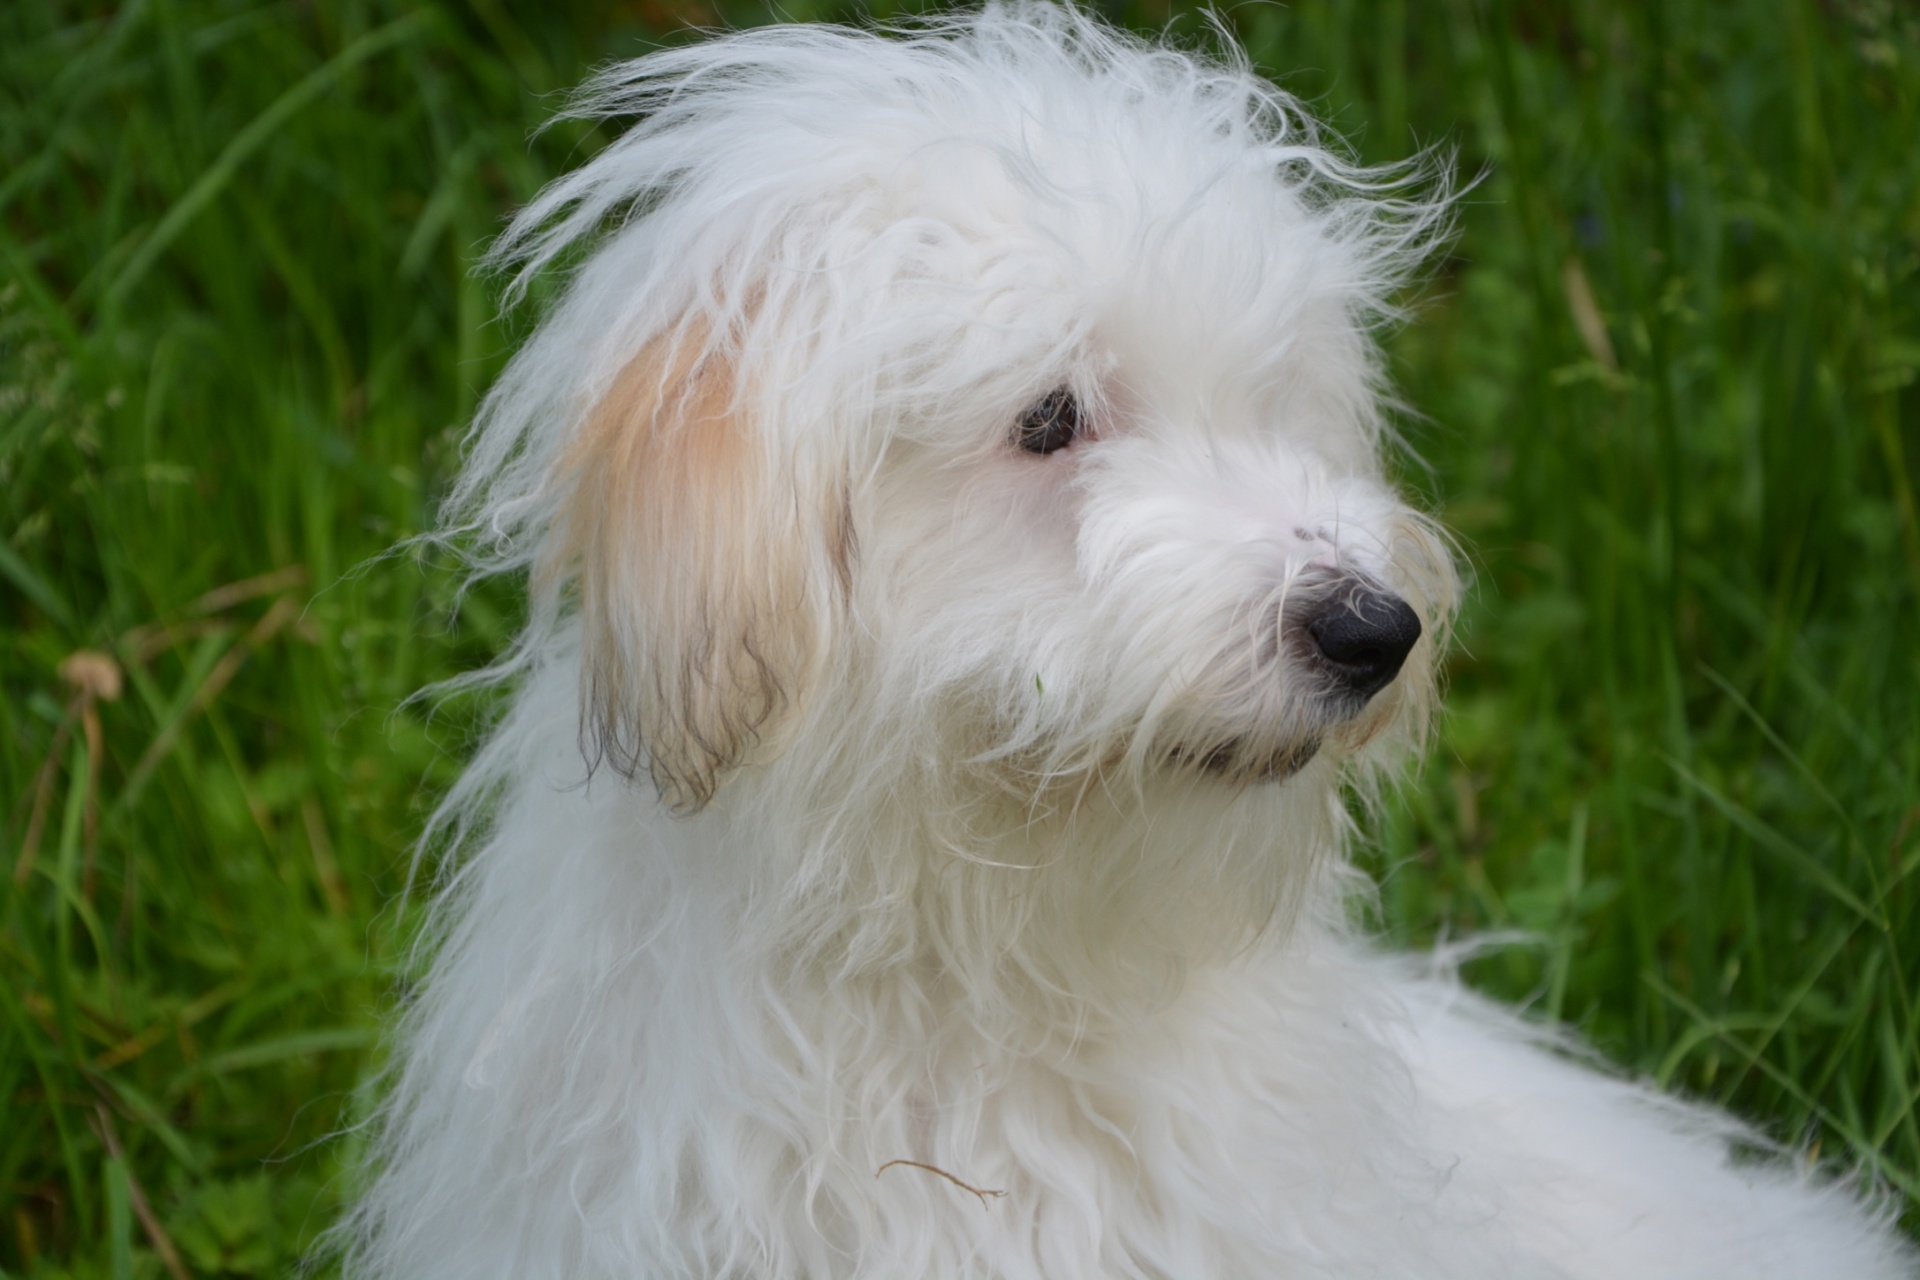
[2,0,1916,1273]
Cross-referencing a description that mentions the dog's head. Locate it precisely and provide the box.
[458,6,1456,815]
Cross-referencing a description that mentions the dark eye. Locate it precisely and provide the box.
[1013,388,1080,455]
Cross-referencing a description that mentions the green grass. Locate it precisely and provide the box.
[2,0,1916,1273]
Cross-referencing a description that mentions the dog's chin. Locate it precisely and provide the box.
[1168,736,1322,785]
[1161,678,1408,786]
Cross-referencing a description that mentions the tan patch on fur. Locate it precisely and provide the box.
[543,326,842,811]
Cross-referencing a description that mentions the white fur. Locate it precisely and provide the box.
[348,8,1917,1277]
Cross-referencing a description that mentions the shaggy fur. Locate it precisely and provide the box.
[349,8,1918,1277]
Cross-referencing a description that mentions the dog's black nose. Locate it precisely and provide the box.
[1305,582,1422,700]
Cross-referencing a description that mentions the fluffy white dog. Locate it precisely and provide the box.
[350,8,1916,1277]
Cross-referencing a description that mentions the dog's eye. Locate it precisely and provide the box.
[1014,389,1080,455]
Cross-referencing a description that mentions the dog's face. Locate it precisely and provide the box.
[858,147,1453,797]
[500,14,1455,813]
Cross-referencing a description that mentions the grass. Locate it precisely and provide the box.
[1,0,1915,1273]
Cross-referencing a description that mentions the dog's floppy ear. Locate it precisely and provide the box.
[546,325,849,812]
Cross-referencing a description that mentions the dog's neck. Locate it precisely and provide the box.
[686,733,1351,1038]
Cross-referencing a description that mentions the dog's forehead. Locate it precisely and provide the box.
[881,93,1322,286]
[924,178,1368,445]
[824,106,1364,416]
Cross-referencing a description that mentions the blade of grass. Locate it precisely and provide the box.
[99,10,430,317]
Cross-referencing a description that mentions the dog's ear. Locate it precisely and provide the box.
[545,327,850,812]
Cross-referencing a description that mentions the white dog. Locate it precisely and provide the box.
[349,8,1916,1277]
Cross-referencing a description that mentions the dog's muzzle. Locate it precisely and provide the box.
[1290,573,1422,704]
[1173,572,1423,785]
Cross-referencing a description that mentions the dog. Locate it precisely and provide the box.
[348,7,1917,1276]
